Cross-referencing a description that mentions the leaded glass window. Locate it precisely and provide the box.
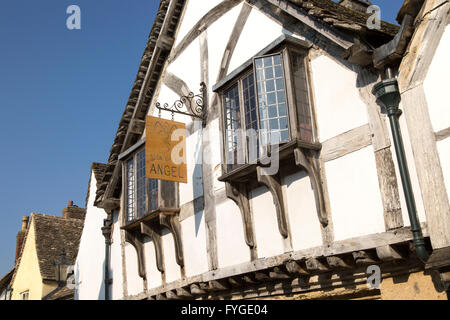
[223,84,244,171]
[125,149,160,222]
[255,54,289,145]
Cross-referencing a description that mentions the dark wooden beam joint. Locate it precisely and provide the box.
[124,231,147,279]
[294,148,328,226]
[256,166,289,238]
[140,221,165,273]
[225,181,255,248]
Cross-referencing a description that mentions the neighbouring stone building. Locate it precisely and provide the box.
[9,203,85,300]
[75,0,450,300]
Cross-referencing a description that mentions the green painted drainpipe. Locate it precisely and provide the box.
[372,68,429,263]
[102,217,113,300]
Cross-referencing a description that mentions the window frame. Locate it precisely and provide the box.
[217,39,319,178]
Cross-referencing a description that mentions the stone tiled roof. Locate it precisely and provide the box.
[43,286,74,300]
[0,268,14,292]
[32,213,84,281]
[86,162,107,208]
[287,0,399,37]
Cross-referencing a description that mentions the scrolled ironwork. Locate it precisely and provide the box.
[155,83,206,124]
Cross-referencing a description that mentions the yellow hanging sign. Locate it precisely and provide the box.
[145,116,187,183]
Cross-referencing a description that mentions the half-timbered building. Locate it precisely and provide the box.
[81,0,450,300]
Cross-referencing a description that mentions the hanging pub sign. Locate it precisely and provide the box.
[145,116,187,183]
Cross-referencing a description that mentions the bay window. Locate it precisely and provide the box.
[216,36,317,177]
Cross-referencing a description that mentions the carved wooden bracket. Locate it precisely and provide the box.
[256,166,289,238]
[160,211,184,268]
[140,221,165,273]
[225,181,255,248]
[124,231,146,279]
[294,148,328,226]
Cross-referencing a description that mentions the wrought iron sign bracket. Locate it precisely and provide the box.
[156,82,207,127]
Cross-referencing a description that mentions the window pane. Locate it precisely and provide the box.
[255,54,290,146]
[242,73,259,162]
[148,178,159,212]
[291,51,313,143]
[223,84,244,171]
[136,150,146,218]
[126,159,135,221]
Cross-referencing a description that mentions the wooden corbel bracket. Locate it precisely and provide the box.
[124,231,147,279]
[256,166,289,238]
[159,210,184,268]
[140,221,165,273]
[225,181,255,248]
[294,147,328,226]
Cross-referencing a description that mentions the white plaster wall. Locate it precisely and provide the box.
[311,55,369,142]
[167,38,201,97]
[74,172,107,300]
[173,0,223,47]
[251,186,286,258]
[207,3,243,85]
[228,7,283,73]
[216,199,250,268]
[437,139,450,196]
[143,238,162,290]
[424,25,450,133]
[283,171,323,251]
[181,211,209,277]
[124,243,144,296]
[326,146,386,241]
[161,228,181,283]
[110,214,123,300]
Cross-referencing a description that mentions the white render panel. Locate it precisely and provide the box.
[283,171,323,251]
[227,8,283,74]
[326,146,385,241]
[125,243,144,296]
[424,25,450,133]
[437,139,450,197]
[251,186,286,258]
[173,0,223,47]
[311,55,369,142]
[143,239,162,290]
[167,38,201,97]
[207,3,243,86]
[216,199,251,268]
[110,215,123,300]
[161,228,181,283]
[181,211,209,277]
[74,172,108,300]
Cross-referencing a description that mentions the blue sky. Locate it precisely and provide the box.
[0,0,404,276]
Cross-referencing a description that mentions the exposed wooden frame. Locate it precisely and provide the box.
[168,0,243,63]
[294,148,328,226]
[225,181,257,259]
[256,166,289,238]
[140,221,165,273]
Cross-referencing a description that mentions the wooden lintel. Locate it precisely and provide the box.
[305,257,329,272]
[352,251,379,266]
[129,119,146,135]
[326,255,355,269]
[376,245,407,261]
[175,287,193,298]
[285,260,309,275]
[190,283,206,295]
